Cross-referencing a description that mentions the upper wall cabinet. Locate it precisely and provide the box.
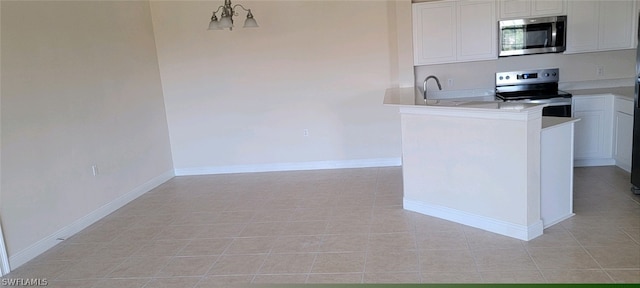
[566,0,637,53]
[413,0,497,65]
[499,0,566,19]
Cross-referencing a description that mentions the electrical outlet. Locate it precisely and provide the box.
[91,165,99,176]
[447,79,454,88]
[303,129,309,137]
[596,65,604,76]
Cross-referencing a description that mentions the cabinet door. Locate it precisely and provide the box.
[531,0,565,16]
[574,110,607,159]
[500,0,530,19]
[567,0,636,53]
[573,95,614,163]
[457,0,497,61]
[598,0,635,51]
[566,0,599,53]
[413,1,456,65]
[615,110,634,171]
[574,111,603,158]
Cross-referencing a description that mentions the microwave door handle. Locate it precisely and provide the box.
[550,22,557,47]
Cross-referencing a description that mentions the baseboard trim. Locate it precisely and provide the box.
[615,161,631,173]
[543,213,575,229]
[574,158,615,167]
[174,157,402,176]
[8,170,175,270]
[404,198,543,241]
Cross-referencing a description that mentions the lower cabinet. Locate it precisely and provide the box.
[614,97,634,172]
[572,93,634,170]
[572,95,614,166]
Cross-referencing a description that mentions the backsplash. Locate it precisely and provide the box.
[415,49,635,91]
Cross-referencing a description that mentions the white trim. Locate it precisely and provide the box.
[404,198,543,241]
[573,158,616,167]
[0,2,7,276]
[615,161,631,173]
[0,225,9,276]
[174,158,402,176]
[8,170,175,270]
[543,213,575,229]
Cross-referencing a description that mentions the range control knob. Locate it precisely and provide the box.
[552,72,557,76]
[505,76,510,80]
[499,76,504,80]
[544,73,550,77]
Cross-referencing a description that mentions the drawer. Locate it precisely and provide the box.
[615,97,634,115]
[573,96,607,111]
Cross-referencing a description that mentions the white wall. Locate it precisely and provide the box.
[150,1,403,173]
[1,0,173,267]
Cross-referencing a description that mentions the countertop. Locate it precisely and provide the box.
[385,87,579,129]
[542,116,580,130]
[384,87,543,111]
[385,84,638,113]
[566,86,634,100]
[385,85,636,105]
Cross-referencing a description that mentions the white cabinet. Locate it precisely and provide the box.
[531,0,565,16]
[614,97,634,172]
[572,95,614,166]
[499,0,566,19]
[413,1,456,64]
[457,1,497,61]
[566,0,636,53]
[413,0,497,65]
[599,1,637,51]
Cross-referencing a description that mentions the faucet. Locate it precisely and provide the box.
[423,75,442,100]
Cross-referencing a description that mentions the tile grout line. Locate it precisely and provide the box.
[461,226,484,283]
[360,168,379,283]
[412,213,426,283]
[565,227,616,283]
[521,239,548,283]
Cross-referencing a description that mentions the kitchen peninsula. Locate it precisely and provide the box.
[385,87,579,241]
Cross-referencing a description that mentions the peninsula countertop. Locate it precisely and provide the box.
[383,87,545,114]
[385,87,579,128]
[385,86,636,105]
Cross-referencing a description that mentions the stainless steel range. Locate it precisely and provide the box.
[495,68,572,117]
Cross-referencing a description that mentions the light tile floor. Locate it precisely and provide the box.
[3,166,639,287]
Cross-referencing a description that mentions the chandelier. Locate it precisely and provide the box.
[208,0,258,31]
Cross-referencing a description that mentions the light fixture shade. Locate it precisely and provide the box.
[243,17,258,28]
[208,20,221,30]
[218,16,233,29]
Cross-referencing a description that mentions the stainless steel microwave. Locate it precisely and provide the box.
[499,16,566,57]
